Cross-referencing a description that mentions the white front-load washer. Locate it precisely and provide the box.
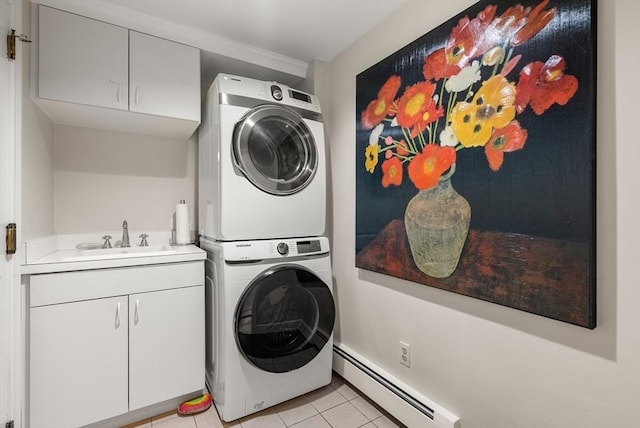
[200,236,335,422]
[199,73,326,241]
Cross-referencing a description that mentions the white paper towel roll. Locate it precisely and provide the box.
[175,200,190,245]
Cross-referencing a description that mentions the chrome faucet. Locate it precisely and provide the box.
[102,235,112,249]
[121,220,130,248]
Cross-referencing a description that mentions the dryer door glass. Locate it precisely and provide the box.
[235,265,335,373]
[233,105,318,196]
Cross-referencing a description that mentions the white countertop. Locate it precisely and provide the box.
[21,233,206,275]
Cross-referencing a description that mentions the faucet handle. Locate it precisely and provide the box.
[102,235,112,249]
[139,234,149,247]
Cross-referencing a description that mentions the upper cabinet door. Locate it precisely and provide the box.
[38,6,129,110]
[129,31,200,121]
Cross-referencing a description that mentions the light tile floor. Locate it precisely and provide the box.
[125,373,405,428]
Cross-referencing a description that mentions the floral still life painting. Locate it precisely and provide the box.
[355,0,596,328]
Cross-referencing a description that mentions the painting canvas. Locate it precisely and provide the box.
[355,0,596,328]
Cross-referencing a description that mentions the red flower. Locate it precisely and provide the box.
[407,145,456,190]
[480,4,529,50]
[423,48,461,81]
[512,0,556,46]
[515,55,579,115]
[396,81,442,129]
[446,5,497,69]
[484,120,528,171]
[381,157,403,188]
[361,75,402,129]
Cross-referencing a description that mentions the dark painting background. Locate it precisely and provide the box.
[355,0,595,254]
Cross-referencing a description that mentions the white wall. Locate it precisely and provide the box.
[52,125,197,238]
[326,1,640,426]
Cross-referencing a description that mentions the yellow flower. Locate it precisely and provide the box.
[365,144,380,173]
[449,75,516,148]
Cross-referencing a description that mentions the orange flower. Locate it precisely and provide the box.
[396,81,442,130]
[484,120,528,171]
[361,75,402,129]
[515,55,578,115]
[381,157,403,187]
[407,145,456,190]
[512,0,556,46]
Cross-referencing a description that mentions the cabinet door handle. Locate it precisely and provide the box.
[109,80,121,104]
[134,299,140,325]
[134,86,140,106]
[115,302,121,328]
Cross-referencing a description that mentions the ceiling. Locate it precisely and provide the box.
[101,0,406,63]
[96,0,408,87]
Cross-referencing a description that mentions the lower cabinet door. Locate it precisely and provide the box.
[128,286,204,410]
[30,296,129,428]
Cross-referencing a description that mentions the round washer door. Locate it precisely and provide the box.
[234,264,335,373]
[232,104,318,195]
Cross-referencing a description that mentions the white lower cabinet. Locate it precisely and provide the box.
[28,262,204,428]
[129,286,204,410]
[30,296,129,428]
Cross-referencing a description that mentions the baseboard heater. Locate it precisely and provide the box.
[333,344,460,428]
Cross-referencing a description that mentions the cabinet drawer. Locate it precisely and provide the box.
[30,261,203,307]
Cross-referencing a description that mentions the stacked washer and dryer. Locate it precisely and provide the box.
[198,74,336,422]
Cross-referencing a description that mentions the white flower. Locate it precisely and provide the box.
[390,117,399,127]
[439,126,459,147]
[445,60,481,93]
[369,123,385,146]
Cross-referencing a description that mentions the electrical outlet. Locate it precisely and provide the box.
[400,341,411,368]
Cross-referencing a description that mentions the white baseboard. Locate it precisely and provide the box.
[332,343,459,428]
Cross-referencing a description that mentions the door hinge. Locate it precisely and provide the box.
[5,223,16,255]
[6,29,32,60]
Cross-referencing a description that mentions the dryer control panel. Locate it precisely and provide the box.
[216,73,322,114]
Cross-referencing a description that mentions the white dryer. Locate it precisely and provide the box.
[199,73,326,241]
[200,236,335,422]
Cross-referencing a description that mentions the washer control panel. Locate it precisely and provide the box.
[295,240,322,254]
[221,237,329,262]
[271,239,323,257]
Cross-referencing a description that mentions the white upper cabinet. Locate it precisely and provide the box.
[38,6,129,110]
[129,31,200,121]
[34,5,201,139]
